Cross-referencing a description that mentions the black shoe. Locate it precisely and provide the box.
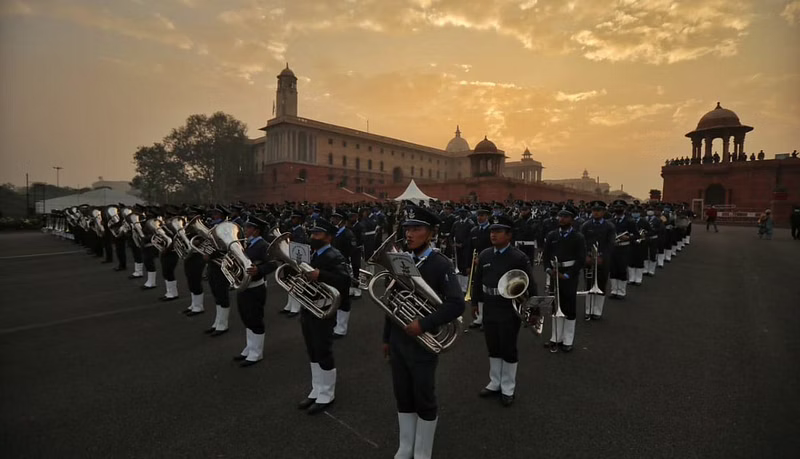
[286,312,299,318]
[584,315,592,322]
[560,344,574,353]
[114,266,126,271]
[210,329,228,337]
[140,285,156,290]
[278,309,290,315]
[185,310,204,317]
[479,388,500,398]
[468,322,482,329]
[333,333,345,340]
[182,308,193,315]
[101,260,113,264]
[240,359,260,367]
[591,315,602,321]
[307,400,333,415]
[204,327,216,334]
[159,296,179,302]
[233,354,247,362]
[128,274,143,280]
[298,398,316,410]
[547,341,558,353]
[501,394,515,407]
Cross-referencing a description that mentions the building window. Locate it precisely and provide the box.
[342,141,347,147]
[401,152,405,158]
[379,161,384,171]
[429,158,432,163]
[299,169,307,181]
[368,146,372,152]
[328,138,333,145]
[379,179,385,185]
[437,170,440,179]
[342,156,347,167]
[341,176,348,187]
[368,159,372,170]
[328,153,333,165]
[444,172,448,180]
[411,154,414,160]
[391,150,394,156]
[380,148,384,154]
[355,177,361,185]
[420,167,424,177]
[457,172,461,179]
[368,178,374,185]
[437,159,440,165]
[328,174,334,182]
[356,157,361,170]
[428,169,432,178]
[356,143,360,149]
[411,166,415,175]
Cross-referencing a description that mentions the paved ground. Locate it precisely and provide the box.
[1,226,798,459]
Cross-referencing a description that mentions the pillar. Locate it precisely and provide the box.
[704,136,713,163]
[722,135,730,163]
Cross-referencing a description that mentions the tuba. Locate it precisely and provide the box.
[212,221,252,291]
[127,213,145,248]
[185,216,219,257]
[106,206,124,238]
[272,233,342,319]
[91,208,105,237]
[366,233,461,354]
[165,216,190,258]
[147,218,172,253]
[497,269,555,336]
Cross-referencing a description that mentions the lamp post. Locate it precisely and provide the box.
[53,166,63,188]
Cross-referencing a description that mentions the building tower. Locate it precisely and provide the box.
[275,64,298,117]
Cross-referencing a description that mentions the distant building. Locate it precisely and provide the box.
[91,180,133,194]
[544,169,610,194]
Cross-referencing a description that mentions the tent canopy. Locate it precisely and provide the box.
[35,188,144,213]
[393,179,437,205]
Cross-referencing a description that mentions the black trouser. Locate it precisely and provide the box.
[610,245,630,280]
[160,251,179,281]
[114,237,127,269]
[550,276,578,320]
[792,224,800,239]
[143,246,158,272]
[103,232,113,262]
[128,237,142,263]
[630,242,646,268]
[207,262,230,308]
[300,308,335,370]
[584,262,609,296]
[483,312,521,363]
[237,284,266,334]
[646,239,658,261]
[455,244,471,274]
[389,330,438,420]
[70,225,81,245]
[184,254,205,295]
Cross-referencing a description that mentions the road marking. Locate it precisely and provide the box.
[0,250,82,260]
[324,411,380,449]
[0,303,162,335]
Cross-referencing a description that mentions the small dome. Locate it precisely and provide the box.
[279,64,296,78]
[696,102,741,130]
[445,126,470,154]
[473,136,499,154]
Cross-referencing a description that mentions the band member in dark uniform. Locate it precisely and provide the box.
[158,206,180,302]
[543,204,586,352]
[281,210,307,317]
[579,201,615,320]
[512,202,538,260]
[345,209,364,299]
[539,205,560,290]
[358,208,379,262]
[644,205,663,276]
[438,203,456,259]
[233,215,278,367]
[296,219,351,415]
[383,205,465,459]
[473,214,537,406]
[111,207,128,272]
[206,206,232,336]
[468,207,492,329]
[183,206,207,316]
[331,210,357,338]
[628,205,652,286]
[140,206,160,290]
[608,200,638,300]
[101,207,114,265]
[452,207,474,291]
[128,204,145,280]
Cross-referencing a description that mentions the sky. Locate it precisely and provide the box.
[1,0,798,198]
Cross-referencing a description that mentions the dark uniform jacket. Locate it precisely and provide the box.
[333,226,358,271]
[580,218,616,260]
[245,237,279,282]
[382,250,465,345]
[612,215,639,245]
[542,228,587,280]
[311,245,352,311]
[290,224,308,245]
[471,246,538,322]
[512,215,537,244]
[469,223,492,255]
[539,216,559,247]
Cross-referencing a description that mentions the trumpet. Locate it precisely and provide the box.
[272,233,341,319]
[366,233,461,354]
[497,269,554,336]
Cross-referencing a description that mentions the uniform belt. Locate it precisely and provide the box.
[482,286,500,295]
[649,235,659,240]
[515,241,537,246]
[617,241,630,246]
[364,231,376,236]
[248,279,265,288]
[558,260,576,267]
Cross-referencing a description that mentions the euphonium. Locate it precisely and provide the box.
[271,233,341,319]
[497,269,554,336]
[166,216,192,259]
[186,216,219,257]
[127,213,145,248]
[212,221,252,292]
[147,218,172,253]
[91,208,105,237]
[106,206,124,238]
[366,233,460,354]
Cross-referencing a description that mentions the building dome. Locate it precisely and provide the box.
[696,102,742,130]
[279,64,296,78]
[445,126,470,154]
[473,136,500,154]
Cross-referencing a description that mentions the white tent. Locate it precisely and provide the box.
[393,179,437,205]
[36,188,144,213]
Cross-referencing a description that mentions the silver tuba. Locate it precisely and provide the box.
[272,233,341,319]
[366,233,461,354]
[106,206,124,238]
[212,221,252,291]
[91,208,105,237]
[147,217,172,253]
[127,213,145,248]
[165,216,189,258]
[498,269,554,336]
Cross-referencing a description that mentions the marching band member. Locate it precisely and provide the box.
[468,207,492,330]
[205,206,232,336]
[628,205,652,286]
[297,219,351,414]
[539,205,560,290]
[112,206,128,272]
[280,210,307,318]
[233,215,278,367]
[331,210,357,338]
[452,207,474,292]
[579,201,615,321]
[128,204,145,280]
[543,204,586,353]
[384,205,464,459]
[158,206,180,302]
[183,206,207,316]
[645,205,664,276]
[345,208,364,299]
[608,200,637,300]
[140,206,159,291]
[473,214,537,406]
[512,202,538,261]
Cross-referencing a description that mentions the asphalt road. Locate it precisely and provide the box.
[1,226,798,459]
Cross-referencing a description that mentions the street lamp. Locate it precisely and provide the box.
[52,166,63,188]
